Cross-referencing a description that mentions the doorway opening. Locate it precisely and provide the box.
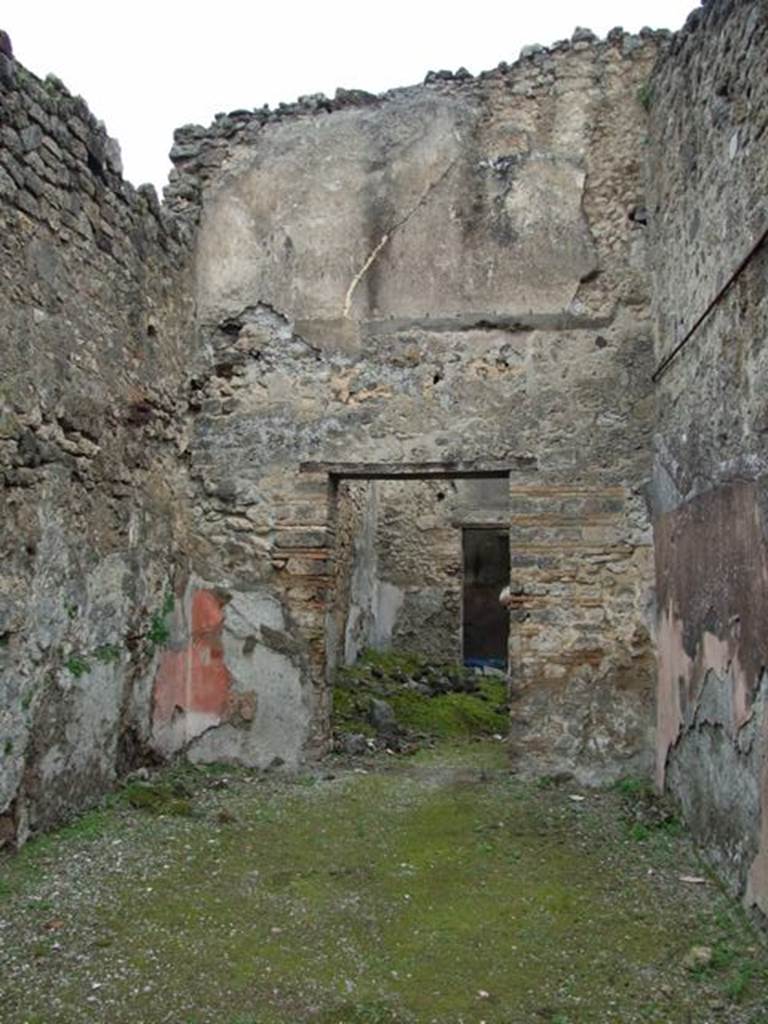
[303,460,515,749]
[302,460,512,677]
[462,527,510,671]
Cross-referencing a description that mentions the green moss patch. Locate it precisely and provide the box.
[333,648,507,746]
[122,781,193,817]
[389,681,507,736]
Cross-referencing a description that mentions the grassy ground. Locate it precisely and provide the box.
[0,741,767,1024]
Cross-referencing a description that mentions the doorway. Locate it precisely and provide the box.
[303,460,512,679]
[462,527,510,670]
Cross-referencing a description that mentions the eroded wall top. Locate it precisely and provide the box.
[169,26,670,350]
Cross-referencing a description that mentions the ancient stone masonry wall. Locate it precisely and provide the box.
[168,28,666,783]
[8,14,740,846]
[0,48,194,845]
[646,0,768,917]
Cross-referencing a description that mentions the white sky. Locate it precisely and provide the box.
[4,0,696,192]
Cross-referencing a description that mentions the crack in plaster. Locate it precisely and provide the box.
[342,157,459,318]
[343,234,390,318]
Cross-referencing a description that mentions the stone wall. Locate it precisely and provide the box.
[646,0,768,916]
[168,28,663,783]
[0,49,194,844]
[364,480,462,663]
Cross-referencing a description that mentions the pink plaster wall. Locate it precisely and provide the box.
[654,481,768,914]
[152,588,232,740]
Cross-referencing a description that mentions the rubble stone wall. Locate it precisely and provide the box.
[373,480,463,664]
[176,30,663,783]
[646,0,768,916]
[0,54,194,844]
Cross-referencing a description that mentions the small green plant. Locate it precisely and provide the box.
[26,896,54,915]
[657,815,684,836]
[145,590,176,650]
[612,775,652,797]
[65,655,91,678]
[3,739,12,756]
[148,611,170,647]
[65,602,78,620]
[709,938,739,972]
[536,774,565,790]
[43,73,66,98]
[629,822,651,841]
[0,633,9,648]
[146,592,175,648]
[723,961,754,1003]
[637,81,654,111]
[93,643,120,664]
[613,774,682,840]
[56,808,111,842]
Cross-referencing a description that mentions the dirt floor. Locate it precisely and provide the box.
[1,740,767,1024]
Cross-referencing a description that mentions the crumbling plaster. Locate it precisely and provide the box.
[647,0,768,915]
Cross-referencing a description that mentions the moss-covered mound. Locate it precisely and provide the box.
[121,780,193,817]
[333,648,508,751]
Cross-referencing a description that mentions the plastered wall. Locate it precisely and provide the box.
[647,0,768,916]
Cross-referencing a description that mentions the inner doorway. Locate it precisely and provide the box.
[462,527,510,670]
[303,460,512,678]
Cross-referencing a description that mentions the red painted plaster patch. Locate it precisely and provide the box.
[152,588,232,732]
